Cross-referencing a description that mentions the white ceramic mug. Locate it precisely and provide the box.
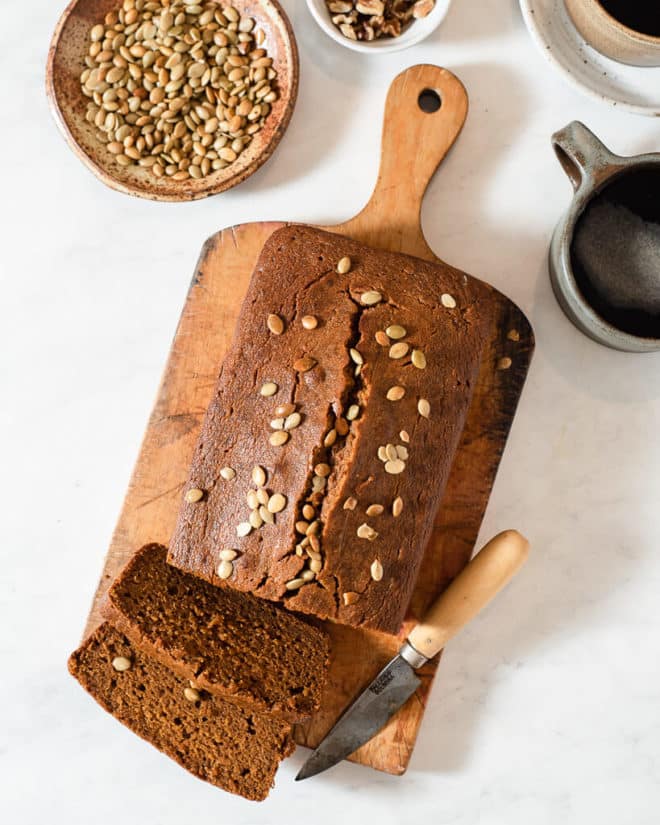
[565,0,660,67]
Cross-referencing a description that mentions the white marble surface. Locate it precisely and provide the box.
[2,0,660,822]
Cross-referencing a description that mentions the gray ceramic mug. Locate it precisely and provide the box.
[549,121,660,353]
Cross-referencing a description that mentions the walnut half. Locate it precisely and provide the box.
[327,1,353,12]
[412,0,434,18]
[356,0,385,15]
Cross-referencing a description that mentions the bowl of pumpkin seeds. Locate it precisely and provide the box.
[47,0,298,200]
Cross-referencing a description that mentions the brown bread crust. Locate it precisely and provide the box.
[68,623,294,801]
[103,544,330,723]
[169,226,493,634]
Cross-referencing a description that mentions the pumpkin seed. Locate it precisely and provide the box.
[260,381,278,396]
[360,290,382,306]
[217,559,234,579]
[386,386,405,401]
[184,686,201,702]
[357,523,378,540]
[370,559,384,581]
[252,465,266,487]
[302,504,315,520]
[267,313,284,334]
[267,493,287,513]
[275,403,295,417]
[418,398,431,418]
[411,349,427,369]
[324,428,337,447]
[389,342,409,359]
[284,412,301,430]
[386,325,406,339]
[256,488,269,505]
[336,256,352,274]
[306,547,322,563]
[293,355,316,372]
[375,330,389,346]
[399,430,410,443]
[335,416,349,436]
[385,459,406,474]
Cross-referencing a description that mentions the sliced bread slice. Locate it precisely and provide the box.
[68,622,294,801]
[103,544,330,722]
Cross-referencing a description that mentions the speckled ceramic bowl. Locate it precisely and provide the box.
[520,0,660,116]
[46,0,298,201]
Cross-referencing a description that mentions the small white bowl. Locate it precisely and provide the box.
[306,0,451,53]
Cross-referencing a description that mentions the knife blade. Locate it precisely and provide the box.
[295,653,421,781]
[296,530,529,781]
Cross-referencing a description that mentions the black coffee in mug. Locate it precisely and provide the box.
[597,2,660,37]
[570,167,660,339]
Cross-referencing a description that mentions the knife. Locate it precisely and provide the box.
[295,529,529,781]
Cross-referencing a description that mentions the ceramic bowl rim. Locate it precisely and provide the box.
[519,0,660,116]
[571,0,660,47]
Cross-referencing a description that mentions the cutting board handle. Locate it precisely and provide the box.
[336,65,468,261]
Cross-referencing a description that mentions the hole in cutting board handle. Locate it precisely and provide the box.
[418,88,442,113]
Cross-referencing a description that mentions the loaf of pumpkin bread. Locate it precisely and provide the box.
[169,225,493,634]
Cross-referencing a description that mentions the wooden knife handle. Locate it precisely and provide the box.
[406,530,529,662]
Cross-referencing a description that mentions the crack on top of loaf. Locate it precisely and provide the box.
[281,284,373,613]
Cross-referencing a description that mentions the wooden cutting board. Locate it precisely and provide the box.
[82,65,533,776]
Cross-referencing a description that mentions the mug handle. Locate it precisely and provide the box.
[551,121,620,193]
